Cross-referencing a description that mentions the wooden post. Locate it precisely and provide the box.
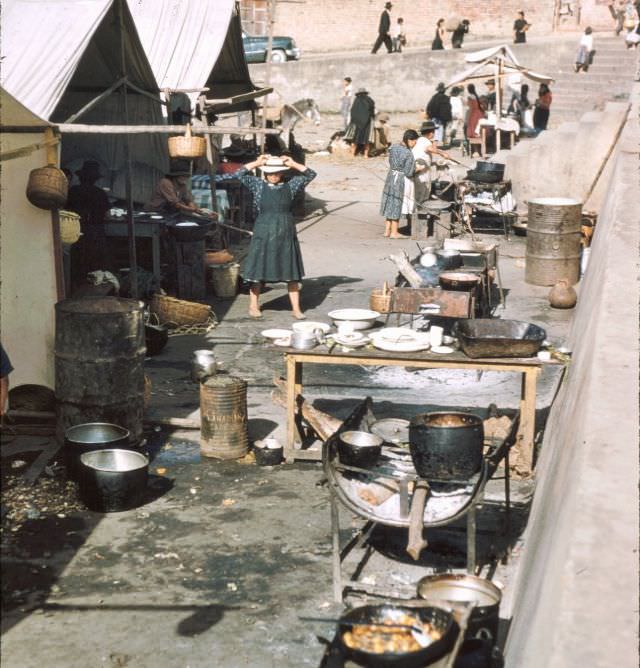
[45,129,65,301]
[260,0,277,152]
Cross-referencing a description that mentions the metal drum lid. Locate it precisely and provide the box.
[370,418,410,445]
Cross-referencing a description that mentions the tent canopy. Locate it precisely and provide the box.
[0,88,51,129]
[1,0,169,202]
[446,44,555,90]
[128,0,266,113]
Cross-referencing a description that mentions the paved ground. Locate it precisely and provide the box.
[1,136,575,667]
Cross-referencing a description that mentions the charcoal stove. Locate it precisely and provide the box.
[322,398,520,603]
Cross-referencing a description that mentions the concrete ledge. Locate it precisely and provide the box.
[504,84,640,668]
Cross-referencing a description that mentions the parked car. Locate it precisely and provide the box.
[242,31,301,63]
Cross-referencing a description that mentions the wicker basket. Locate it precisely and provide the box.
[59,210,82,244]
[150,294,212,327]
[26,165,68,210]
[370,289,392,313]
[168,125,207,159]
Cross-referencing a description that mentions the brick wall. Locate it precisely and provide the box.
[240,0,557,52]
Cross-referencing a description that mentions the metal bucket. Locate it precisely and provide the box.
[200,375,248,459]
[525,197,582,286]
[55,297,146,443]
[209,262,240,298]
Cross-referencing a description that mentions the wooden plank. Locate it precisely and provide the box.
[20,441,62,487]
[54,124,282,136]
[391,287,472,318]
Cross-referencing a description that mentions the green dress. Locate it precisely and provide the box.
[219,167,317,283]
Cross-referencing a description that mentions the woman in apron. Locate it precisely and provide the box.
[219,155,316,319]
[380,129,425,238]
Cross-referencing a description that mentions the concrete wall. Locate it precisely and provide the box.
[498,102,629,209]
[504,84,640,668]
[0,133,58,389]
[242,0,556,53]
[250,37,579,113]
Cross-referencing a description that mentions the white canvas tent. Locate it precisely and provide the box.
[1,0,169,203]
[128,0,271,113]
[0,89,58,388]
[446,45,554,150]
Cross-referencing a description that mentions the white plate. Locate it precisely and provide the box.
[292,321,331,334]
[273,337,292,347]
[332,334,369,348]
[430,345,455,354]
[371,327,426,344]
[261,328,292,340]
[371,338,430,353]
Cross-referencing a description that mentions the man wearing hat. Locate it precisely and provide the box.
[66,160,112,278]
[426,83,452,143]
[371,3,393,54]
[148,160,216,219]
[485,79,497,112]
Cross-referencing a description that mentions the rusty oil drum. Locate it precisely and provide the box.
[199,375,248,459]
[525,197,582,286]
[55,297,146,443]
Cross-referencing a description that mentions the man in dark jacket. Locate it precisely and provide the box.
[371,2,393,54]
[426,83,452,142]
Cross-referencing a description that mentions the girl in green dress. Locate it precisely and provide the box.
[220,154,316,319]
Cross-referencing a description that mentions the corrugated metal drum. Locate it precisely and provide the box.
[200,375,248,459]
[525,197,582,286]
[55,297,146,443]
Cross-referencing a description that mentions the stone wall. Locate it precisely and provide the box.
[241,0,557,52]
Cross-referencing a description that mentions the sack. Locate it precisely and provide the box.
[624,18,636,29]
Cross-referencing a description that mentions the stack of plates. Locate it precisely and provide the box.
[261,329,292,347]
[369,327,430,352]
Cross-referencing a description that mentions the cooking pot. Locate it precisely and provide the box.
[438,271,481,292]
[145,323,168,356]
[291,329,325,350]
[169,221,212,243]
[64,423,131,480]
[336,604,458,668]
[435,249,463,271]
[78,449,149,512]
[409,412,484,480]
[338,430,383,469]
[191,349,217,382]
[416,574,502,645]
[475,161,505,175]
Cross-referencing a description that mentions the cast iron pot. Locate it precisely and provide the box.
[145,323,168,356]
[78,449,149,512]
[338,431,383,469]
[169,221,212,243]
[336,604,458,668]
[416,574,502,645]
[409,412,484,480]
[64,423,131,480]
[475,161,505,176]
[465,170,503,184]
[435,249,463,271]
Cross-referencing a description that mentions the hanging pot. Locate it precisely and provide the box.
[26,165,68,210]
[168,124,207,159]
[409,412,484,480]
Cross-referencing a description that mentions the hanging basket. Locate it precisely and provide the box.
[150,294,213,327]
[59,210,82,244]
[168,125,207,159]
[26,164,68,210]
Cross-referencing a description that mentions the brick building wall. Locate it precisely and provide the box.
[240,0,558,52]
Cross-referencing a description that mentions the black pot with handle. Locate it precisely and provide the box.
[64,423,132,480]
[78,449,149,512]
[409,412,484,480]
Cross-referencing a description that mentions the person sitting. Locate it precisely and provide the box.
[147,160,217,219]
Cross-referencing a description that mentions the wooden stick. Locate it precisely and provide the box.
[388,252,423,289]
[144,416,200,429]
[53,124,282,135]
[407,479,430,560]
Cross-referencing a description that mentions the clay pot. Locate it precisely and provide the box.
[548,280,577,309]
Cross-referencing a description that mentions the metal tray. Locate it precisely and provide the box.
[454,319,546,358]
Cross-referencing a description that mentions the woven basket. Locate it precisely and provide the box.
[150,294,212,327]
[168,125,207,159]
[370,289,392,313]
[26,165,68,210]
[59,210,82,244]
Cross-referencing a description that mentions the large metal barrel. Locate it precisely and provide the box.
[525,197,582,286]
[200,375,248,459]
[55,297,146,443]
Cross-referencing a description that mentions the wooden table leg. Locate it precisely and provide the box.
[151,232,161,283]
[518,368,539,474]
[285,355,302,463]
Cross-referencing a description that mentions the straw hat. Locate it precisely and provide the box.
[261,157,288,174]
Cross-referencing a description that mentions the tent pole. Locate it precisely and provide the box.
[118,0,138,299]
[260,0,277,152]
[496,59,502,152]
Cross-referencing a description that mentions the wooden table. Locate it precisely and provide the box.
[284,347,549,474]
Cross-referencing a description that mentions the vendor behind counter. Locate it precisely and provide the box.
[147,160,216,219]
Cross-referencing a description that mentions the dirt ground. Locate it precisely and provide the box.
[1,121,575,667]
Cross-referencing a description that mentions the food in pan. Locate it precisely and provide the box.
[341,613,441,654]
